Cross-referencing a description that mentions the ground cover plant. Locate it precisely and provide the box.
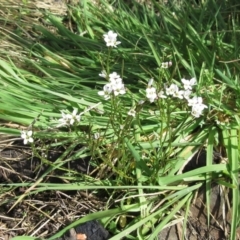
[0,0,240,239]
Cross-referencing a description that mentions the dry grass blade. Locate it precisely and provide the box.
[0,0,67,16]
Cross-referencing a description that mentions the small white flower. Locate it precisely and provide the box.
[183,90,192,100]
[128,109,136,117]
[191,103,207,118]
[67,109,81,125]
[99,72,126,98]
[165,84,178,96]
[187,96,203,106]
[58,109,81,127]
[173,89,184,99]
[110,78,125,96]
[181,78,196,90]
[146,87,157,103]
[111,77,123,87]
[99,70,107,78]
[191,108,201,118]
[103,30,121,47]
[161,61,172,68]
[58,111,70,127]
[148,78,154,87]
[21,130,34,145]
[109,72,121,81]
[98,83,113,100]
[158,90,167,98]
[113,83,126,96]
[188,96,207,118]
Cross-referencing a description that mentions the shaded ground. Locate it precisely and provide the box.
[0,136,109,239]
[158,184,231,240]
[158,151,235,240]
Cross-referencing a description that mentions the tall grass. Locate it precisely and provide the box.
[0,0,239,239]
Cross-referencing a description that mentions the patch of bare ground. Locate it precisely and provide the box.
[0,136,107,239]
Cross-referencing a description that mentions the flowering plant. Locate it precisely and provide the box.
[145,77,207,118]
[103,30,121,47]
[98,71,126,99]
[21,130,34,145]
[57,109,81,127]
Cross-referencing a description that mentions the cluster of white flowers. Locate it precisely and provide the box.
[146,77,207,118]
[57,109,81,127]
[187,96,208,118]
[21,130,34,145]
[98,71,126,100]
[20,31,209,145]
[100,31,124,99]
[165,78,196,100]
[146,78,166,103]
[56,103,102,128]
[103,30,121,48]
[20,105,100,143]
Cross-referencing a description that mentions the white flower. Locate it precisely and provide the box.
[191,109,200,118]
[173,89,184,99]
[183,90,192,100]
[113,82,126,96]
[21,130,34,145]
[111,77,123,87]
[58,109,81,127]
[103,31,121,47]
[191,103,207,118]
[165,84,178,96]
[58,111,69,127]
[98,83,113,100]
[161,61,172,68]
[187,96,207,118]
[181,78,196,90]
[99,71,126,98]
[99,70,107,78]
[109,72,121,81]
[66,109,81,125]
[128,109,136,117]
[187,96,203,106]
[146,87,157,103]
[158,90,167,98]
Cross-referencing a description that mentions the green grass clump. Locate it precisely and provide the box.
[0,0,240,239]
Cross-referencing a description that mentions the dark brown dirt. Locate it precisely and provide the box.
[0,137,108,239]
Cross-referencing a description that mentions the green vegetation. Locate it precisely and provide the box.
[0,0,240,239]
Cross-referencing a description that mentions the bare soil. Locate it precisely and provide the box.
[0,138,109,239]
